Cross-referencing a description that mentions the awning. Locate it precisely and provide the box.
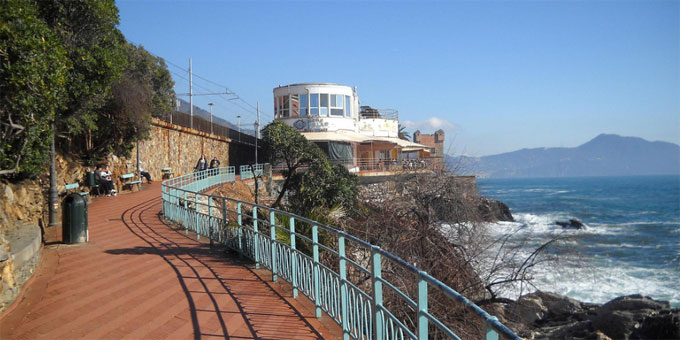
[301,131,370,143]
[301,131,431,151]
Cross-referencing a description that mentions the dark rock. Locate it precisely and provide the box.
[502,292,678,340]
[555,218,586,229]
[478,198,514,222]
[631,309,680,340]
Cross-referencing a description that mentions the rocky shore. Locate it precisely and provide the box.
[499,291,679,339]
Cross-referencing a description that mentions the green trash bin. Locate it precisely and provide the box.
[86,171,99,195]
[63,193,88,243]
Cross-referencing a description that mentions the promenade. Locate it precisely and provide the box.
[0,182,338,339]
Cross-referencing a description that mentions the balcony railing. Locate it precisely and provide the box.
[161,166,519,340]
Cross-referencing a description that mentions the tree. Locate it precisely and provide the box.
[87,43,174,157]
[0,0,68,178]
[398,124,410,141]
[33,0,127,156]
[262,121,328,208]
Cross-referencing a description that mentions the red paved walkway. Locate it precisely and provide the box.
[0,182,338,339]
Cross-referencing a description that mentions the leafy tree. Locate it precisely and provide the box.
[262,120,327,208]
[262,120,359,214]
[33,0,127,155]
[88,43,174,157]
[0,0,68,178]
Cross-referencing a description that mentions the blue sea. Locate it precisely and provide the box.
[477,175,680,307]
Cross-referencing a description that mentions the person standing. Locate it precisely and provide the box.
[209,157,220,169]
[195,154,207,180]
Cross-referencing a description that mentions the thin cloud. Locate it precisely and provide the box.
[402,117,460,133]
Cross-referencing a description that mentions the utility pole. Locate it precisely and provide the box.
[189,58,193,129]
[208,102,214,134]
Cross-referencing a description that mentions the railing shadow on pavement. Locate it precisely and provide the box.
[161,166,521,340]
[112,195,326,340]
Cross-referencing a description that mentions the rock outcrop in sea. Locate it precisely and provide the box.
[499,291,680,339]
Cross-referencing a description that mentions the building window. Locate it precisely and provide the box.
[331,94,344,116]
[300,94,308,116]
[274,96,278,118]
[345,95,351,117]
[319,93,329,116]
[291,94,300,117]
[278,95,289,118]
[310,93,319,116]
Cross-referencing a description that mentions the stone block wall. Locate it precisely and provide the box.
[131,119,231,182]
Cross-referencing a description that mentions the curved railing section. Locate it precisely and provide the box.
[161,166,519,340]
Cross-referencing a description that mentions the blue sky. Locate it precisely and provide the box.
[117,0,679,156]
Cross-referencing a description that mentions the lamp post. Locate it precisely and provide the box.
[208,102,214,135]
[48,121,58,226]
[237,115,241,142]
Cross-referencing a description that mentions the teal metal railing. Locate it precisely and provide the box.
[161,166,519,340]
[239,164,264,180]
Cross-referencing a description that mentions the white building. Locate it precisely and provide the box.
[273,83,432,172]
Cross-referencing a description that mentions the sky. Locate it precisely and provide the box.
[116,0,679,157]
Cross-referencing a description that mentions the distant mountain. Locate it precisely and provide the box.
[176,98,255,136]
[448,134,680,178]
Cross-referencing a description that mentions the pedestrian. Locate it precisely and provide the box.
[100,165,116,196]
[195,154,207,171]
[209,157,220,169]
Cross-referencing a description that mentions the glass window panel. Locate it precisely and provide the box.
[320,93,328,107]
[300,94,308,108]
[282,95,290,111]
[291,94,299,117]
[320,107,328,116]
[337,95,344,107]
[311,108,319,116]
[274,97,279,117]
[345,96,351,117]
[282,109,289,118]
[301,108,308,116]
[310,94,319,107]
[331,108,343,116]
[331,95,337,107]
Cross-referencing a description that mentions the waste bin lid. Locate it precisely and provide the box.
[65,193,86,205]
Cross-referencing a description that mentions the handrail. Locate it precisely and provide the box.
[161,166,520,340]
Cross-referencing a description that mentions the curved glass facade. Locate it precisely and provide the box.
[275,89,353,119]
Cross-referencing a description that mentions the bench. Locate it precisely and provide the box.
[64,183,89,197]
[162,167,174,179]
[121,173,142,190]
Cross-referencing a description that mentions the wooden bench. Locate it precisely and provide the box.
[64,183,89,197]
[162,167,174,179]
[121,173,142,190]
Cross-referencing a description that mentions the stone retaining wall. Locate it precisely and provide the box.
[131,119,231,182]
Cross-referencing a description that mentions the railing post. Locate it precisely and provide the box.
[237,202,243,259]
[486,317,500,340]
[195,193,200,240]
[270,211,277,282]
[289,217,298,298]
[338,235,349,340]
[221,198,228,246]
[417,274,428,340]
[312,224,321,318]
[371,246,383,340]
[183,191,188,235]
[253,206,259,269]
[208,196,213,248]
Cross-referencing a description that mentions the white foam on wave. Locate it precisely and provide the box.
[480,212,680,307]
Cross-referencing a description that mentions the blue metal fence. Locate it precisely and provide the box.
[161,167,519,340]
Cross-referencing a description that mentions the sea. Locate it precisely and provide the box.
[477,175,680,307]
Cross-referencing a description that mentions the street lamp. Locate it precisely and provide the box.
[236,115,241,142]
[208,102,214,135]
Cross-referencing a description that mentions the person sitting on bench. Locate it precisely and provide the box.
[138,162,152,183]
[99,165,116,196]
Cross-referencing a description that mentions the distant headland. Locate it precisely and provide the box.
[449,134,680,178]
